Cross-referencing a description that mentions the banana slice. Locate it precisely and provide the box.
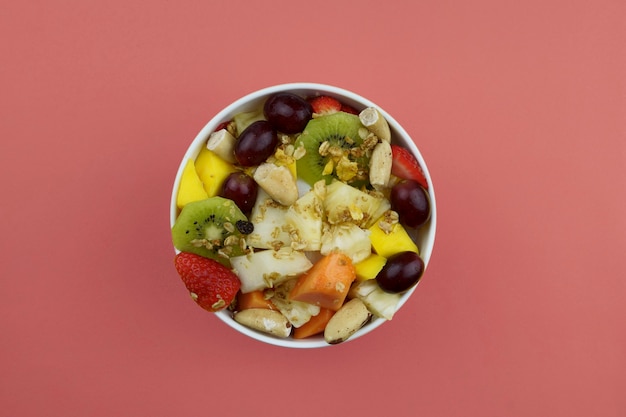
[253,162,299,206]
[359,107,391,142]
[206,129,237,163]
[369,140,392,190]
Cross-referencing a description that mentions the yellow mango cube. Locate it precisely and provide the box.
[195,147,238,197]
[354,254,387,281]
[177,159,209,209]
[368,220,419,258]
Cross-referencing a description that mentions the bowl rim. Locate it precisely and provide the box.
[170,82,437,348]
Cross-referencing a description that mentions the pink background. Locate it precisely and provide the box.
[1,0,624,416]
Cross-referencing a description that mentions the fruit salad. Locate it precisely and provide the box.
[171,90,432,345]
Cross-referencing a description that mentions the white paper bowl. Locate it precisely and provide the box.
[170,83,437,348]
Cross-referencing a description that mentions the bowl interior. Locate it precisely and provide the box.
[170,83,437,348]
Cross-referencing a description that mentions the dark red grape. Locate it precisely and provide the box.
[376,251,424,293]
[264,93,313,133]
[234,120,278,167]
[390,180,431,228]
[220,172,258,214]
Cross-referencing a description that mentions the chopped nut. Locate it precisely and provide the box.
[318,141,330,156]
[212,296,226,310]
[362,133,379,151]
[233,309,292,338]
[190,238,207,248]
[217,246,233,259]
[223,235,240,247]
[324,298,371,344]
[328,145,344,158]
[223,222,235,233]
[293,144,306,160]
[377,210,399,234]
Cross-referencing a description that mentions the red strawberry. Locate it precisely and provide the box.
[309,95,342,115]
[340,104,359,115]
[390,144,429,190]
[174,252,241,312]
[214,120,231,132]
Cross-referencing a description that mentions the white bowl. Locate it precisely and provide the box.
[170,83,437,348]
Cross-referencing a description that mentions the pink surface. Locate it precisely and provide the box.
[1,1,624,416]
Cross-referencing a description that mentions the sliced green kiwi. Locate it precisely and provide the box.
[295,112,369,187]
[172,197,247,266]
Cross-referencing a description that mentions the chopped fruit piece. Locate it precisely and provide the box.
[237,290,277,311]
[233,109,265,136]
[174,252,241,312]
[390,144,429,189]
[247,189,292,250]
[309,95,342,115]
[295,112,366,187]
[230,248,313,293]
[368,216,418,258]
[293,308,335,339]
[285,189,324,251]
[264,92,313,133]
[206,129,237,164]
[354,253,387,281]
[369,140,393,190]
[289,252,356,311]
[176,159,209,209]
[253,162,299,206]
[359,107,391,142]
[320,222,372,265]
[214,120,231,132]
[376,251,424,293]
[220,172,258,215]
[390,179,431,229]
[235,121,279,167]
[323,180,390,229]
[348,279,401,320]
[340,104,359,115]
[269,279,321,328]
[194,147,238,197]
[171,197,247,266]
